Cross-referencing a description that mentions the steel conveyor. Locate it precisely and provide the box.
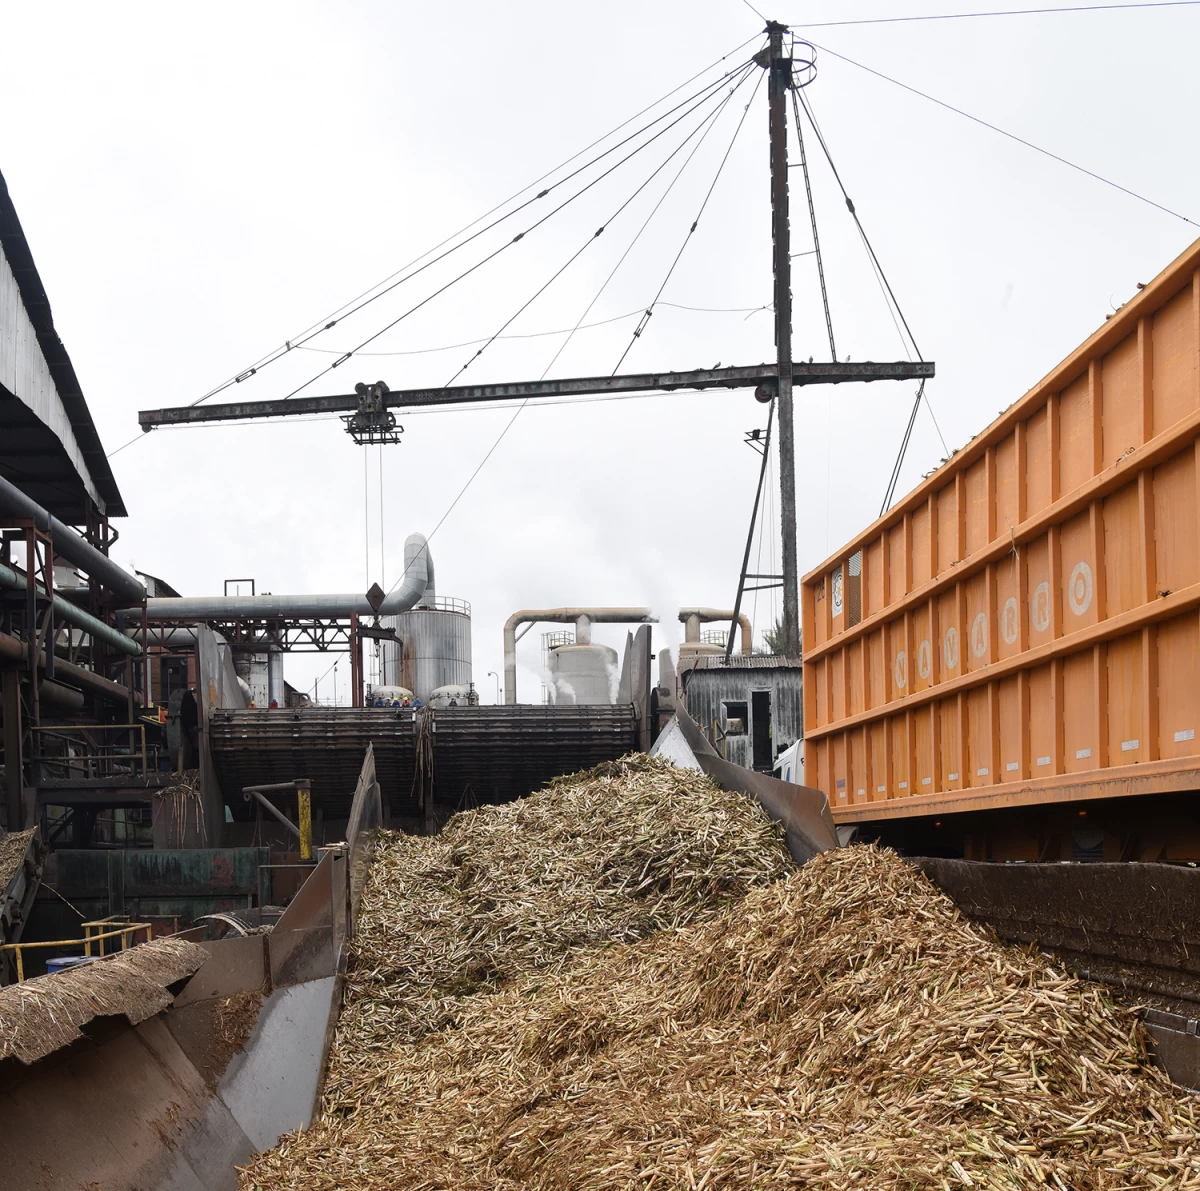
[209,704,638,821]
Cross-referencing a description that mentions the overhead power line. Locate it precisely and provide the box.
[796,1,1200,27]
[811,40,1198,226]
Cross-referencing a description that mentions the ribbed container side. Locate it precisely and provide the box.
[379,606,471,701]
[801,235,1200,823]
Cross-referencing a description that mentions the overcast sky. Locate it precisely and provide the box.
[2,0,1198,703]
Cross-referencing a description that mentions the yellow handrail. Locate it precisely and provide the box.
[1,922,152,982]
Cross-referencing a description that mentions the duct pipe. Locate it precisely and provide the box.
[0,629,132,706]
[267,648,285,706]
[39,679,85,713]
[0,561,141,657]
[0,473,146,604]
[130,533,434,621]
[503,608,656,705]
[678,608,753,654]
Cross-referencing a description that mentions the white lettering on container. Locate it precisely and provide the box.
[1175,728,1196,743]
[922,776,932,785]
[1001,597,1018,645]
[1032,581,1051,633]
[1068,560,1094,616]
[1120,739,1140,753]
[976,767,989,776]
[1006,761,1019,772]
[1037,755,1052,767]
[876,785,886,793]
[1076,748,1092,760]
[898,781,908,789]
[943,626,959,670]
[971,612,988,659]
[917,638,932,681]
[894,650,908,690]
[948,772,959,781]
[857,788,865,796]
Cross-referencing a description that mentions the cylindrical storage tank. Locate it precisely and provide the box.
[547,643,618,705]
[378,598,472,702]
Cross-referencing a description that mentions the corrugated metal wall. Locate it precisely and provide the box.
[681,661,803,772]
[802,235,1200,821]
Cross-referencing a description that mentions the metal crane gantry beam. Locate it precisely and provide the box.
[137,359,933,431]
[137,20,935,660]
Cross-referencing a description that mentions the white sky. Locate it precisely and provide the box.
[2,1,1197,703]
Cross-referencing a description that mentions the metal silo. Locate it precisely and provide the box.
[379,597,472,702]
[544,615,618,705]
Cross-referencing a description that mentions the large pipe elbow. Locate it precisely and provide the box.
[677,607,753,654]
[132,534,434,622]
[503,607,656,704]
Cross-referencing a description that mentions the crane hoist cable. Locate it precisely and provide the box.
[375,68,763,603]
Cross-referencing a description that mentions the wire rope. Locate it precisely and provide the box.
[796,1,1200,27]
[789,86,836,361]
[535,75,752,382]
[376,71,762,601]
[281,66,753,403]
[791,88,947,509]
[809,40,1197,226]
[611,68,766,374]
[186,36,764,409]
[441,64,756,390]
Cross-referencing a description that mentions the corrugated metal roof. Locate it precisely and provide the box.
[0,167,127,519]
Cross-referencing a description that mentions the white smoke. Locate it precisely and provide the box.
[606,660,621,704]
[539,666,576,705]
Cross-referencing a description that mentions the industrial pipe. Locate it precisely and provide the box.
[0,473,146,605]
[0,560,142,657]
[0,629,132,706]
[39,679,85,713]
[678,608,753,654]
[503,608,656,705]
[130,533,434,621]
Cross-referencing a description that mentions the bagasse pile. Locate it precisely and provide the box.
[326,755,793,1092]
[0,827,36,893]
[242,765,1200,1191]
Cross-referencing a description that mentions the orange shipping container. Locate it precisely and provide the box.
[802,236,1200,824]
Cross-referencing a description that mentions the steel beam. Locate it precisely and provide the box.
[138,361,935,429]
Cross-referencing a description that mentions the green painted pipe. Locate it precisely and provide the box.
[0,561,141,657]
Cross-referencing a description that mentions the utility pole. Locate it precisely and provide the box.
[765,21,801,659]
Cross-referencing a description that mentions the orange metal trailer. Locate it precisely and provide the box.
[801,235,1200,854]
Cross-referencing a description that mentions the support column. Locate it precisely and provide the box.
[767,21,800,658]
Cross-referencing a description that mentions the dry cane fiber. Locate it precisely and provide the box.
[241,758,1200,1190]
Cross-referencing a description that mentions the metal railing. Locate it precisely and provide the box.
[31,723,159,780]
[1,919,153,982]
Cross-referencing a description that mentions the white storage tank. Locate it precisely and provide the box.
[379,597,472,702]
[546,615,617,705]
